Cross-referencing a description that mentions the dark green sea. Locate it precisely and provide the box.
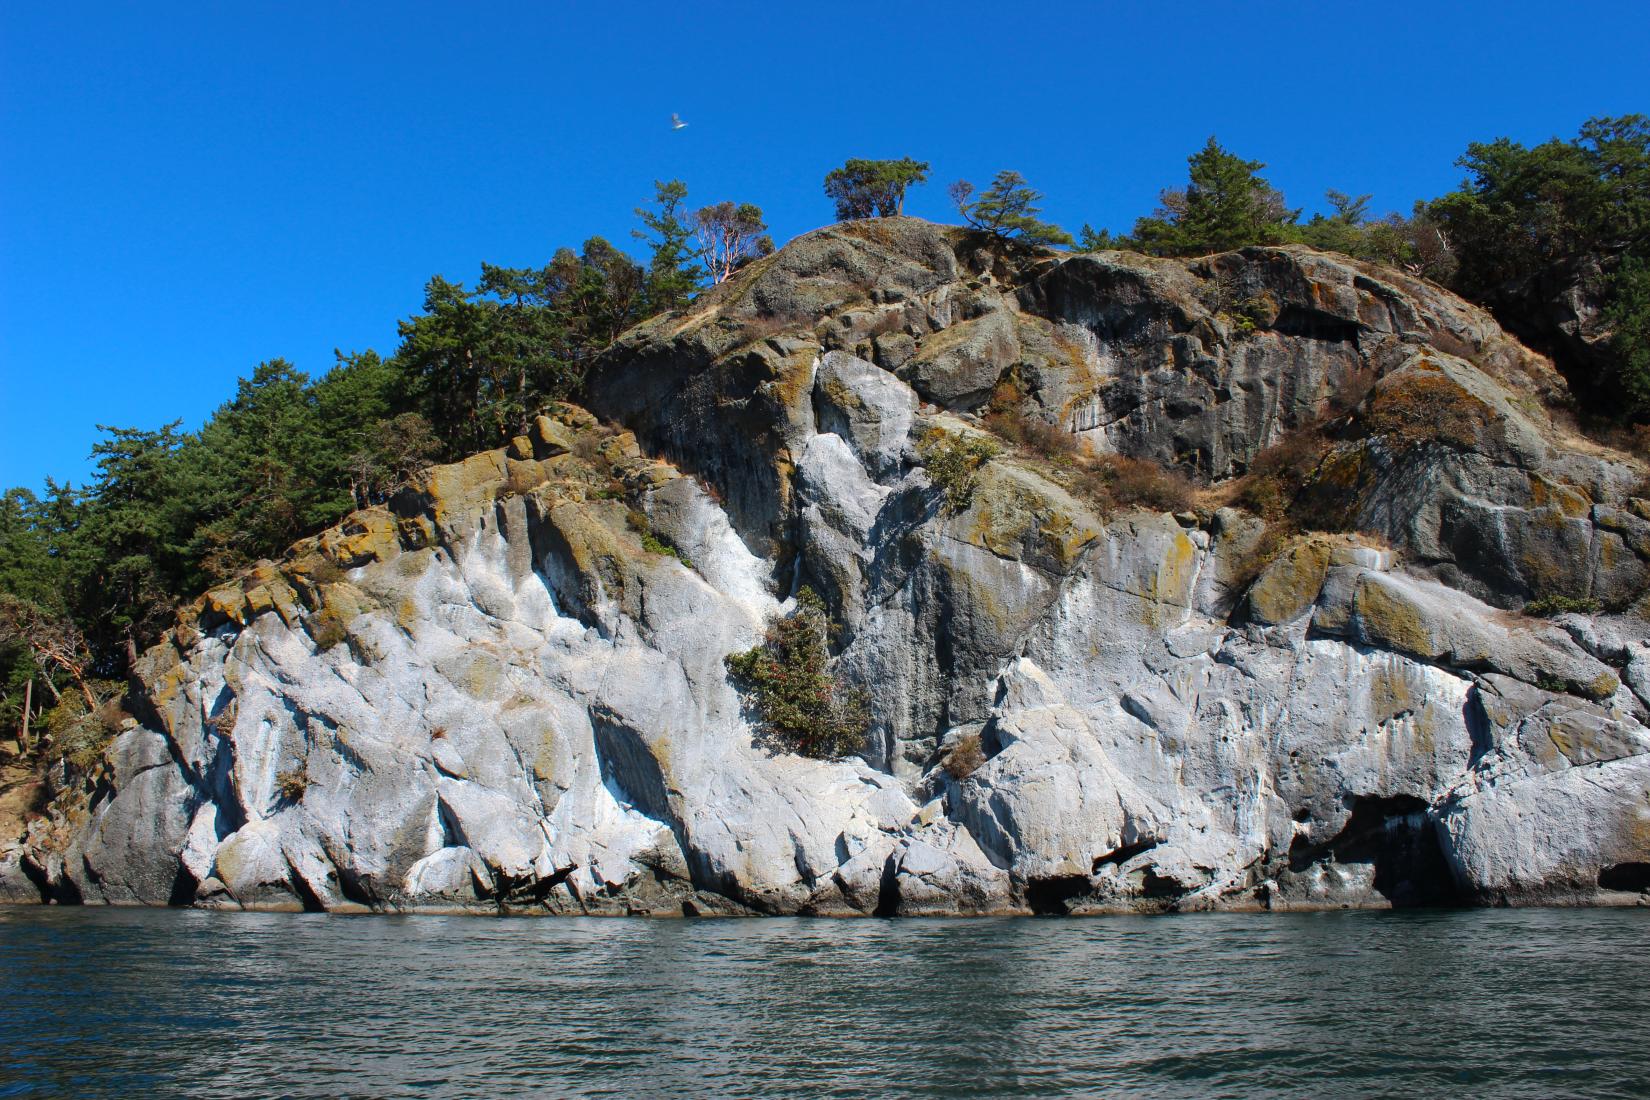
[1,906,1646,1098]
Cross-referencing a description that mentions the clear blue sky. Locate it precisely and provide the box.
[3,0,1646,491]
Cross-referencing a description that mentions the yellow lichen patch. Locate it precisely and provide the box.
[137,647,190,717]
[1585,672,1621,702]
[1247,538,1333,625]
[962,464,1099,568]
[1527,475,1593,519]
[1150,528,1200,609]
[966,486,1037,559]
[395,597,421,633]
[242,585,275,619]
[1367,662,1417,724]
[597,432,643,467]
[313,581,375,624]
[458,652,506,700]
[504,457,552,497]
[318,511,402,567]
[533,414,576,456]
[418,450,510,530]
[396,514,436,551]
[820,373,864,414]
[203,584,250,626]
[1352,577,1440,659]
[1037,512,1093,569]
[768,343,823,421]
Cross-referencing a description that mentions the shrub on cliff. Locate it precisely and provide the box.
[726,588,868,760]
[918,430,1001,511]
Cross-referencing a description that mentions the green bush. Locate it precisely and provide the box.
[726,588,868,760]
[308,606,350,651]
[1523,594,1601,617]
[40,680,124,774]
[919,430,1000,511]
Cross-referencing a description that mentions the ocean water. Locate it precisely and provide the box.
[1,906,1646,1098]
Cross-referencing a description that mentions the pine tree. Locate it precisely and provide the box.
[823,157,930,220]
[633,180,702,312]
[1134,137,1297,255]
[949,170,1073,247]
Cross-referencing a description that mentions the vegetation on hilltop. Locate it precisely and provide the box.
[824,157,930,220]
[950,170,1074,247]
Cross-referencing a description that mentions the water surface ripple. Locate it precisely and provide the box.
[1,907,1646,1098]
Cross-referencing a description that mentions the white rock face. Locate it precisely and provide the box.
[6,225,1648,916]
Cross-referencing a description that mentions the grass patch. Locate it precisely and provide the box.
[1360,367,1491,450]
[982,406,1081,463]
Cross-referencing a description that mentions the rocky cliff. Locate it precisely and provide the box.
[5,219,1649,915]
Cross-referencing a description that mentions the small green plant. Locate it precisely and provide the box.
[919,429,1000,511]
[1535,674,1569,694]
[275,767,309,803]
[1523,595,1601,617]
[627,508,694,568]
[726,587,869,760]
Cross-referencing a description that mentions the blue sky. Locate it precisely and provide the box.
[3,0,1647,491]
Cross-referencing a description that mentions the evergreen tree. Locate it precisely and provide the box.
[633,180,701,312]
[823,157,930,220]
[69,422,188,663]
[1078,224,1131,251]
[1133,137,1297,255]
[949,170,1073,247]
[1426,116,1650,297]
[1606,256,1650,414]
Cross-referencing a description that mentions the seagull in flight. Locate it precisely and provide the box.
[671,113,688,130]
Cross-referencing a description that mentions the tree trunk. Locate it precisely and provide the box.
[19,678,30,753]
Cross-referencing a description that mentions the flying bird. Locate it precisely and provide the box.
[671,113,688,130]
